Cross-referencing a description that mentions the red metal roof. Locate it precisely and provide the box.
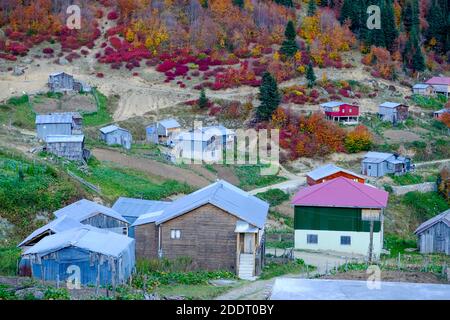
[291,177,388,208]
[426,77,450,85]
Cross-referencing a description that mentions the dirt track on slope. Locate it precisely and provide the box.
[92,148,212,188]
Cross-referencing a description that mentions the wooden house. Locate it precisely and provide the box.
[426,77,450,98]
[44,135,89,161]
[412,83,434,96]
[146,118,181,146]
[378,102,409,124]
[132,180,269,279]
[320,101,360,123]
[306,164,365,186]
[415,209,450,255]
[292,177,388,258]
[36,113,82,140]
[54,199,130,235]
[174,125,235,162]
[112,197,171,238]
[361,152,412,177]
[22,226,135,286]
[48,72,74,92]
[434,108,450,119]
[99,125,132,150]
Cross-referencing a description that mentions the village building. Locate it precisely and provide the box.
[412,83,434,96]
[132,180,269,279]
[44,135,89,161]
[306,164,365,186]
[292,177,388,258]
[414,209,450,255]
[99,125,132,150]
[54,199,130,235]
[112,197,171,238]
[361,152,412,177]
[320,101,360,124]
[146,118,181,146]
[434,108,450,119]
[48,72,91,93]
[425,76,450,98]
[22,226,135,286]
[378,102,409,124]
[35,112,82,140]
[174,125,235,163]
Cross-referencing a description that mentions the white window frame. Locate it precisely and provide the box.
[170,229,181,239]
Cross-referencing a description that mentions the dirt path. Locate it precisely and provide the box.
[92,148,212,188]
[415,158,450,168]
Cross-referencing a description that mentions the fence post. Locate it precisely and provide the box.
[397,253,401,270]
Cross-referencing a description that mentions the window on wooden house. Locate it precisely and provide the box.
[340,236,351,245]
[170,229,181,239]
[307,234,318,244]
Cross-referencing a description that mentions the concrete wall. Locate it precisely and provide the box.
[295,229,382,257]
[392,182,437,196]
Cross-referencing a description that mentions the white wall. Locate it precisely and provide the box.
[295,229,382,257]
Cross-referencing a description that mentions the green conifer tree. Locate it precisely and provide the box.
[257,72,281,121]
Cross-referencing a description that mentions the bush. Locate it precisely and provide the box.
[402,191,449,221]
[107,11,119,20]
[7,95,29,106]
[256,189,289,206]
[0,247,20,276]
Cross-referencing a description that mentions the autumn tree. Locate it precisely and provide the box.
[257,72,281,121]
[306,63,316,88]
[345,125,373,153]
[279,20,298,57]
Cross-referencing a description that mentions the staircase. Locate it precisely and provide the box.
[238,253,255,280]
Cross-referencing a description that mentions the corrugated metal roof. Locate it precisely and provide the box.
[23,226,134,258]
[413,83,431,89]
[45,135,85,143]
[54,199,129,224]
[99,125,125,134]
[292,177,388,208]
[363,152,394,161]
[112,197,171,218]
[132,211,164,226]
[18,216,83,247]
[159,118,180,129]
[49,71,72,77]
[36,114,74,124]
[307,164,363,181]
[434,108,450,114]
[426,77,450,86]
[379,102,402,108]
[320,101,346,108]
[415,209,450,235]
[177,126,235,142]
[133,180,269,228]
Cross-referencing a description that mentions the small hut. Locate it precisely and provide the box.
[23,226,135,286]
[99,125,132,150]
[48,72,75,92]
[415,209,450,255]
[44,135,88,161]
[412,83,433,96]
[378,102,409,124]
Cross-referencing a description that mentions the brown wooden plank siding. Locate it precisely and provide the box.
[307,171,365,186]
[160,204,239,272]
[135,223,159,259]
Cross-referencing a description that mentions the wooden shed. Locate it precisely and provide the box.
[415,209,450,255]
[44,135,88,161]
[378,102,409,124]
[412,83,434,96]
[48,72,74,92]
[99,125,132,150]
[35,112,83,140]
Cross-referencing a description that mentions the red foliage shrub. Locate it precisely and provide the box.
[96,72,104,78]
[81,49,89,55]
[191,70,200,77]
[107,11,119,20]
[156,60,176,72]
[338,89,350,98]
[43,48,54,54]
[109,37,122,50]
[310,89,320,99]
[95,9,104,19]
[0,53,17,61]
[6,42,28,56]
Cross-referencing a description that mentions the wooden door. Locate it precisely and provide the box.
[243,233,254,254]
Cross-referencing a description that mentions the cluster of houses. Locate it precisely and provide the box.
[413,76,450,98]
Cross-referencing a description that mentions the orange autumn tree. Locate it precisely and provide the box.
[345,125,373,153]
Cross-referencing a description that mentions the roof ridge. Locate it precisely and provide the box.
[341,178,385,207]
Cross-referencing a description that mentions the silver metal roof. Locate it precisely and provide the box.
[36,114,74,124]
[112,197,171,218]
[307,163,363,181]
[320,101,346,108]
[413,83,431,89]
[415,209,450,235]
[45,135,85,143]
[379,102,402,108]
[99,125,129,134]
[158,118,181,129]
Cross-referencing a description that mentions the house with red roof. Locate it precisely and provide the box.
[425,77,450,98]
[291,177,389,257]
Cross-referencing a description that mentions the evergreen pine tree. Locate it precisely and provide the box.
[307,0,317,16]
[257,72,281,121]
[279,20,298,57]
[198,88,208,109]
[382,0,398,51]
[274,0,293,7]
[306,63,316,88]
[232,0,244,9]
[426,0,446,53]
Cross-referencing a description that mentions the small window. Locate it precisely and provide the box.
[368,165,372,170]
[307,234,318,244]
[170,229,181,239]
[349,108,352,112]
[340,236,351,245]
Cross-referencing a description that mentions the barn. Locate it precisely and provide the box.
[292,177,388,258]
[36,113,75,140]
[99,125,132,150]
[378,102,409,124]
[414,209,450,255]
[48,72,74,92]
[112,197,171,238]
[320,101,359,123]
[306,164,365,186]
[44,135,88,161]
[131,180,269,279]
[54,199,130,235]
[23,226,135,286]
